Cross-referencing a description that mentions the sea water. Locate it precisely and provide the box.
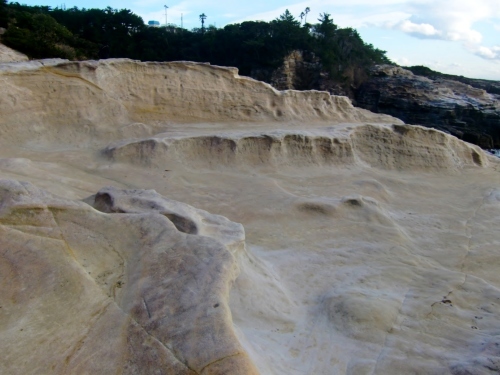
[488,149,500,158]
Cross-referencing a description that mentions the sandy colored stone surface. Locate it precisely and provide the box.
[0,43,29,63]
[1,58,500,374]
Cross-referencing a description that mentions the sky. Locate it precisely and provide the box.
[13,0,500,80]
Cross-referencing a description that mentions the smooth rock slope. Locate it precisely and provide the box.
[1,58,500,375]
[0,42,29,63]
[0,180,258,374]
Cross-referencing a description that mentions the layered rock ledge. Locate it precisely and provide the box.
[0,58,397,146]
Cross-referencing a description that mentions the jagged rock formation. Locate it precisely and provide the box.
[355,65,500,149]
[1,58,500,375]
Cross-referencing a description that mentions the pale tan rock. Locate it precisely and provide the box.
[0,58,398,146]
[0,59,500,375]
[0,43,29,62]
[0,180,258,375]
[103,124,488,171]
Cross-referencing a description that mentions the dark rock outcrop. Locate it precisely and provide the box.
[355,65,500,149]
[251,50,322,91]
[251,50,349,96]
[405,65,500,95]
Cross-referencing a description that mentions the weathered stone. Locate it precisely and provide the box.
[1,57,500,375]
[0,42,29,62]
[356,64,500,148]
[0,180,258,375]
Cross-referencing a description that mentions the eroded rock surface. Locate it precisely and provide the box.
[1,58,500,374]
[103,124,487,171]
[0,58,396,146]
[356,65,500,149]
[0,180,258,375]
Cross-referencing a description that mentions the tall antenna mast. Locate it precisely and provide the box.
[164,5,168,27]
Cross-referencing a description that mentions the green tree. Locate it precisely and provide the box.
[277,9,299,25]
[0,0,8,28]
[304,7,310,23]
[199,13,206,32]
[314,13,337,39]
[3,12,75,58]
[3,9,98,59]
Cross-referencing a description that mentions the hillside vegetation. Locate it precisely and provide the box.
[0,2,390,89]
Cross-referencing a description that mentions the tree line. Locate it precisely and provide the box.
[0,2,391,88]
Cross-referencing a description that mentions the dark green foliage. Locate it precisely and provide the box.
[0,4,391,88]
[405,65,438,77]
[2,3,99,59]
[0,0,8,27]
[312,13,390,83]
[49,7,143,57]
[4,12,83,59]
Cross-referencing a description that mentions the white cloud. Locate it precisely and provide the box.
[386,0,499,44]
[380,0,500,62]
[395,20,441,37]
[393,56,411,65]
[339,11,410,29]
[475,46,500,60]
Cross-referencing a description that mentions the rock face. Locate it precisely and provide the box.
[0,58,395,146]
[355,65,500,149]
[404,65,500,95]
[1,58,500,374]
[251,50,348,96]
[268,50,321,91]
[0,42,29,62]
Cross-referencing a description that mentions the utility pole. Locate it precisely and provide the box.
[164,5,168,27]
[181,13,183,29]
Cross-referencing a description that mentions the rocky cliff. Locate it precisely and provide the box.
[1,57,500,375]
[355,65,500,149]
[251,50,350,96]
[257,54,500,150]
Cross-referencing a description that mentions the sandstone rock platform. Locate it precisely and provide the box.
[1,59,500,374]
